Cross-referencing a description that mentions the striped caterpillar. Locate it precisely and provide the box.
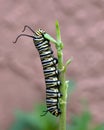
[13,25,62,117]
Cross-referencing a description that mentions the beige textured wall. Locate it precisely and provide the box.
[0,0,104,129]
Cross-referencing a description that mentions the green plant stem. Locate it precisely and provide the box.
[58,49,67,130]
[44,21,70,130]
[55,21,67,130]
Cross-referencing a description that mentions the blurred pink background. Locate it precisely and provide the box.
[0,0,104,129]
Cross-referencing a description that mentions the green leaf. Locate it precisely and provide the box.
[55,20,64,50]
[93,124,104,130]
[56,20,61,43]
[67,110,91,130]
[9,105,58,130]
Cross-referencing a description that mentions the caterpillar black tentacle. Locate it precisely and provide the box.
[22,25,35,33]
[13,34,35,43]
[14,26,61,117]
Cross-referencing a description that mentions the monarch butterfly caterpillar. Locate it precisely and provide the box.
[13,25,62,117]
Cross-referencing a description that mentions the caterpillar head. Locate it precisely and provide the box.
[35,29,46,36]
